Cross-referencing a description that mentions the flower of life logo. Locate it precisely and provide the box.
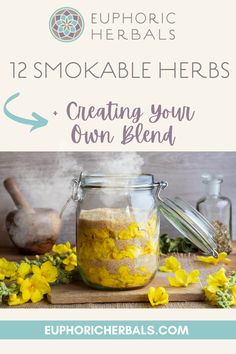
[49,7,84,42]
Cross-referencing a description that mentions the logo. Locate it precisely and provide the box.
[49,7,84,42]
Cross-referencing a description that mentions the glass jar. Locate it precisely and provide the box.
[74,174,161,290]
[196,174,232,254]
[72,173,218,290]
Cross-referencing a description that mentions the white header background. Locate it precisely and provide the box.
[0,0,235,151]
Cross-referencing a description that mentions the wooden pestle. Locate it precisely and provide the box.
[4,177,35,213]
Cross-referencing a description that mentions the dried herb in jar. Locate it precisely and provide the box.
[212,220,232,254]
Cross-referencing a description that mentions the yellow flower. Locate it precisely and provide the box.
[168,269,200,287]
[159,256,181,272]
[148,287,169,307]
[52,241,72,255]
[32,261,58,283]
[0,258,17,280]
[63,253,77,271]
[197,252,231,265]
[16,277,24,285]
[8,293,27,306]
[203,285,218,305]
[17,262,31,279]
[231,285,236,305]
[206,268,228,288]
[20,274,50,303]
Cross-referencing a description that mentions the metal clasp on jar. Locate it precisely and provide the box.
[154,181,168,202]
[72,173,84,202]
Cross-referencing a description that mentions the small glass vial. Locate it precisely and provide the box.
[196,174,232,254]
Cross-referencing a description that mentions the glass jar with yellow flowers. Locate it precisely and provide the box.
[72,173,218,291]
[72,174,163,290]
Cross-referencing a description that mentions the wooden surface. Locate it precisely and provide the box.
[0,244,236,308]
[0,152,235,248]
[48,265,203,305]
[48,282,203,305]
[47,252,233,305]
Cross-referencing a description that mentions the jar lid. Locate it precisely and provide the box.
[80,173,155,189]
[157,183,218,256]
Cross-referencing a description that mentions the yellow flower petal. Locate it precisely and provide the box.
[20,274,50,303]
[159,256,181,273]
[175,269,188,285]
[187,270,200,284]
[20,279,32,302]
[65,241,71,249]
[40,261,58,283]
[168,269,200,287]
[8,293,27,306]
[52,243,72,255]
[0,258,17,280]
[231,285,236,305]
[197,252,231,265]
[206,268,228,288]
[218,253,231,264]
[204,285,218,305]
[63,254,77,272]
[32,264,40,275]
[16,277,24,285]
[32,261,58,283]
[168,278,182,287]
[18,262,31,278]
[148,287,156,303]
[31,289,44,303]
[148,286,169,307]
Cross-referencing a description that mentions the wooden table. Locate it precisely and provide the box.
[1,243,236,309]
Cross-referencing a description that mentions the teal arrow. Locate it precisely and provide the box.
[3,92,48,132]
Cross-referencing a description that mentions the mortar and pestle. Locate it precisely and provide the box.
[4,177,62,255]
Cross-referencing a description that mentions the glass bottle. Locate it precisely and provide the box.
[196,174,232,254]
